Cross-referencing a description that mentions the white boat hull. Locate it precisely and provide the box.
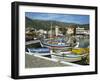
[51,54,81,62]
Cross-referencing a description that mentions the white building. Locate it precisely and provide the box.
[76,27,85,35]
[84,30,89,35]
[38,29,44,34]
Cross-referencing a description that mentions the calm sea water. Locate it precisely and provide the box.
[78,38,89,48]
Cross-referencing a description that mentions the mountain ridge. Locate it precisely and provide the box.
[25,17,89,30]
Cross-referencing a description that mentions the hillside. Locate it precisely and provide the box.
[25,17,89,30]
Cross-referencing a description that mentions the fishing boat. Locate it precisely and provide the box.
[26,47,51,56]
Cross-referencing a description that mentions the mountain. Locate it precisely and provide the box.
[25,17,89,30]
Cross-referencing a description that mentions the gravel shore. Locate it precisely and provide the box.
[25,54,69,68]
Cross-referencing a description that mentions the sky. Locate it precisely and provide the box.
[25,12,89,24]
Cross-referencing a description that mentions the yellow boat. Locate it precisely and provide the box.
[72,48,89,55]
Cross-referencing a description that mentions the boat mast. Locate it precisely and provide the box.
[50,22,52,39]
[50,22,53,54]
